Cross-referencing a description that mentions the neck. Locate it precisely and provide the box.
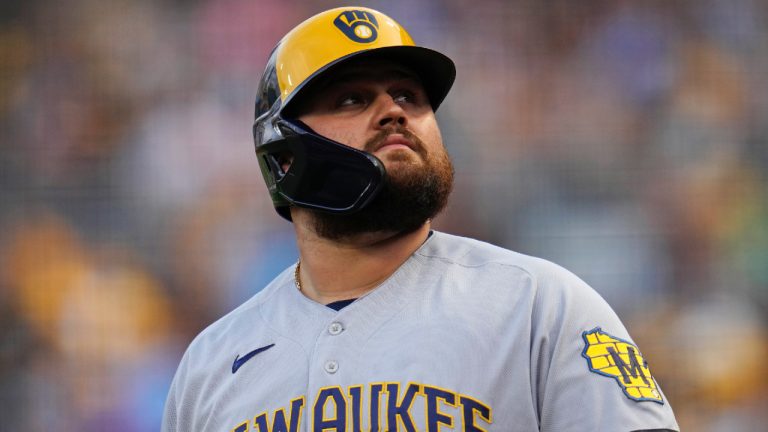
[292,211,431,304]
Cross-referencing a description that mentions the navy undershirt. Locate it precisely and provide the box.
[326,299,356,311]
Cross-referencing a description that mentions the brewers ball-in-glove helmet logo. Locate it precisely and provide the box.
[252,7,455,220]
[334,10,379,43]
[582,327,664,403]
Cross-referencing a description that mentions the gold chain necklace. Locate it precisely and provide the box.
[294,261,302,291]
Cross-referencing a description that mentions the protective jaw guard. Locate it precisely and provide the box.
[254,119,386,220]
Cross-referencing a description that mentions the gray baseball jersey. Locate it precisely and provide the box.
[162,231,679,431]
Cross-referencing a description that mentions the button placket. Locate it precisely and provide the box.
[324,360,339,374]
[328,322,344,335]
[320,321,345,374]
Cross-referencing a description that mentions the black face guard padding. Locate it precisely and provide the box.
[255,120,386,217]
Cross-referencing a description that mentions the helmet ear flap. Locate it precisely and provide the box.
[255,120,386,216]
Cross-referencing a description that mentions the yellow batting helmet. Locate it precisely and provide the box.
[253,7,455,220]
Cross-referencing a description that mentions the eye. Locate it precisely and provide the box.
[337,93,365,108]
[392,91,414,105]
[392,83,428,106]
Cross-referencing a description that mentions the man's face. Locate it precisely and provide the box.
[297,60,444,170]
[292,59,454,240]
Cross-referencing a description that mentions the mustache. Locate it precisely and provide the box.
[363,127,426,155]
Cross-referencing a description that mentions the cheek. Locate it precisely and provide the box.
[299,116,365,150]
[416,119,444,153]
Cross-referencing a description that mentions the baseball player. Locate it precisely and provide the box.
[162,7,679,432]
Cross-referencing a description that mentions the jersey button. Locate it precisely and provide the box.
[328,322,344,335]
[324,360,339,374]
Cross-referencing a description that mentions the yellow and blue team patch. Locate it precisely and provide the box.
[581,327,664,404]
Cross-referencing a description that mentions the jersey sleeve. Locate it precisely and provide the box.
[528,260,679,432]
[161,351,185,432]
[161,342,198,432]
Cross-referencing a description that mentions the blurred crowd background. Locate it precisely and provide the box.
[1,0,767,430]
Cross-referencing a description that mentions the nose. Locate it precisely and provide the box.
[374,94,408,129]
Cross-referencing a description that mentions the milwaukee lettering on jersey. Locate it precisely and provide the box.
[230,382,492,432]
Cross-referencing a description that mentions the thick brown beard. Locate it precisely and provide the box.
[309,129,454,241]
